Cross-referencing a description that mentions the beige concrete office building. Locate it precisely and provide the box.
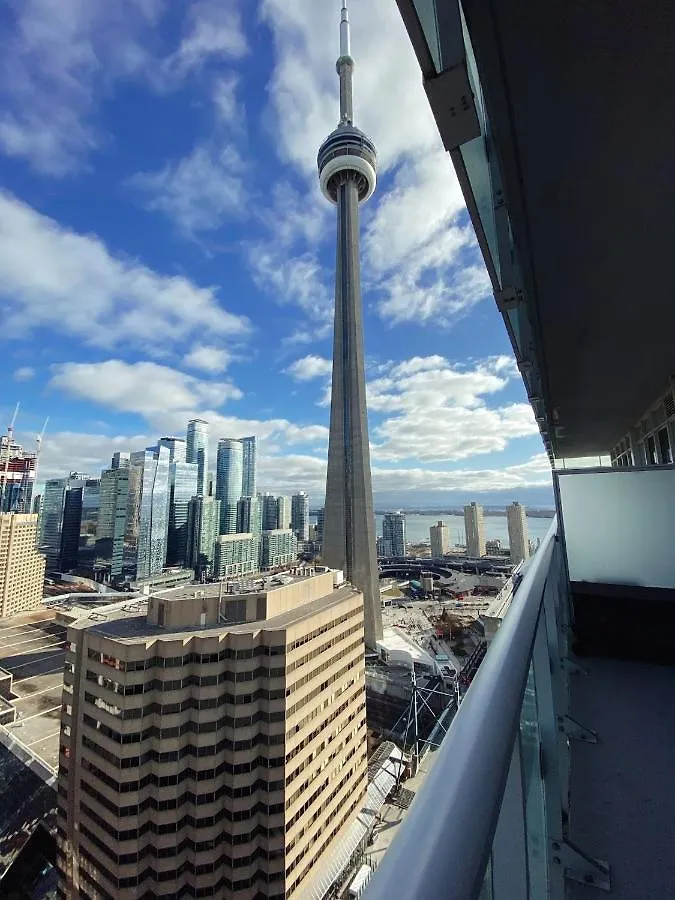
[506,502,530,565]
[0,512,46,618]
[57,569,367,899]
[464,502,486,558]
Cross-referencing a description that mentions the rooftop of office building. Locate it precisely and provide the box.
[66,567,353,644]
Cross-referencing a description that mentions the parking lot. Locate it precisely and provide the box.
[0,609,67,769]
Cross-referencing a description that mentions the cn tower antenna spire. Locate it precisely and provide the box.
[340,0,351,58]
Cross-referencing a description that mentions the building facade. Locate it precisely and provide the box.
[430,520,449,558]
[96,465,129,579]
[186,419,209,496]
[464,502,486,558]
[0,513,46,617]
[276,496,291,531]
[241,436,257,499]
[261,493,278,531]
[261,529,298,570]
[214,532,260,579]
[59,478,100,572]
[216,439,243,535]
[186,495,221,581]
[506,502,530,565]
[291,492,309,542]
[236,495,262,535]
[40,474,91,571]
[57,571,367,899]
[382,512,406,558]
[126,446,171,580]
[166,460,198,568]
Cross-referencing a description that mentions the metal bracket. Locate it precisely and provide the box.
[551,838,611,891]
[558,715,597,743]
[561,657,587,676]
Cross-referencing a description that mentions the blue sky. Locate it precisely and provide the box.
[0,0,552,506]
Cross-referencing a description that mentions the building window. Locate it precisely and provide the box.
[647,434,657,465]
[658,428,672,464]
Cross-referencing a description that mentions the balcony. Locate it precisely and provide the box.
[365,466,675,899]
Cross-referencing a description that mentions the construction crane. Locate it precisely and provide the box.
[31,417,49,511]
[0,403,20,512]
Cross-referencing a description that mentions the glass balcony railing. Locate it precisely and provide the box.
[364,518,576,899]
[364,464,675,899]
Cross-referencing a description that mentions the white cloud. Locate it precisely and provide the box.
[183,345,232,374]
[285,355,332,381]
[212,73,243,126]
[13,366,36,382]
[129,143,248,234]
[260,0,491,330]
[0,0,160,174]
[0,191,251,350]
[165,1,248,79]
[368,355,538,463]
[247,246,333,326]
[50,360,242,418]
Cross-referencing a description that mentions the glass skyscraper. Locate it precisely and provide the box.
[186,419,209,496]
[276,495,291,531]
[382,511,406,558]
[261,493,278,531]
[241,435,257,498]
[166,459,198,567]
[96,463,129,579]
[216,439,243,535]
[291,491,310,541]
[126,446,171,579]
[186,495,221,580]
[237,494,262,535]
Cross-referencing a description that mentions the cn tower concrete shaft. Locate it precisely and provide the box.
[318,1,383,648]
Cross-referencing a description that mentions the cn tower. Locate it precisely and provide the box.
[318,0,383,647]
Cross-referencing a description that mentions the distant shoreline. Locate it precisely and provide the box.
[371,509,555,518]
[311,508,555,518]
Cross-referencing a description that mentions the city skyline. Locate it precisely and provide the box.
[0,0,553,510]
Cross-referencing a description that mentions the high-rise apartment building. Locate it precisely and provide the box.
[430,520,449,558]
[382,512,406,558]
[237,494,262,535]
[158,436,187,463]
[166,458,198,567]
[316,507,325,544]
[186,419,209,496]
[125,446,171,579]
[59,478,100,572]
[1,513,45,617]
[95,464,129,579]
[241,436,257,499]
[464,502,486,558]
[261,493,279,531]
[276,495,291,531]
[216,439,243,535]
[261,529,298,570]
[40,474,91,571]
[111,451,130,470]
[506,502,530,565]
[291,492,309,542]
[214,532,260,578]
[57,570,366,899]
[186,495,221,580]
